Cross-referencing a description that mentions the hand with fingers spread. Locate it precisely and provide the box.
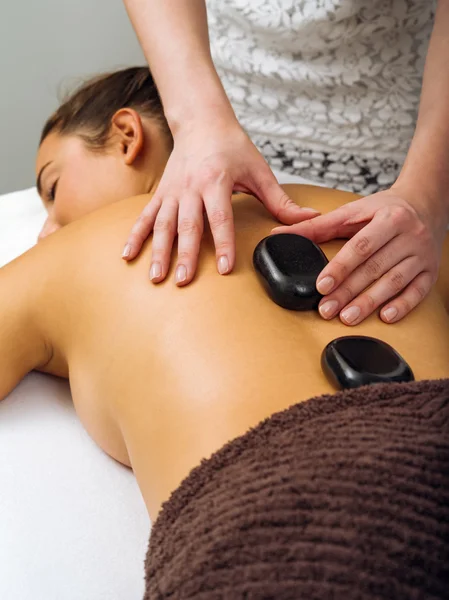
[272,186,449,326]
[122,120,320,286]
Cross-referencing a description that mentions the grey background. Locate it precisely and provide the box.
[0,0,144,194]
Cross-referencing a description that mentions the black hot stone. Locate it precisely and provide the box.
[253,233,328,310]
[321,335,415,390]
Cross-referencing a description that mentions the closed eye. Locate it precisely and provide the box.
[47,179,59,202]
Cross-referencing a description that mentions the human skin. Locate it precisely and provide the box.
[121,0,320,284]
[122,0,449,327]
[1,183,449,522]
[8,121,444,522]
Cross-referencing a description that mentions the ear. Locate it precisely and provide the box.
[110,108,144,165]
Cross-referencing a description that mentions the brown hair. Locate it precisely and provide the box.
[40,66,172,149]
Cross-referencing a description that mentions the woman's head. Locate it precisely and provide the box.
[36,67,172,238]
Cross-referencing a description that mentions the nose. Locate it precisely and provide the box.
[38,217,60,241]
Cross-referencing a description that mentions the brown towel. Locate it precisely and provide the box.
[144,380,449,599]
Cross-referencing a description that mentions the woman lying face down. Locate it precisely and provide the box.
[1,67,448,598]
[12,64,449,514]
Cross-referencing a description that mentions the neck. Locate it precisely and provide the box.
[141,126,171,197]
[145,172,163,197]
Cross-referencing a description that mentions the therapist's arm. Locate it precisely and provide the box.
[275,0,449,326]
[123,0,232,131]
[393,0,449,220]
[121,0,318,286]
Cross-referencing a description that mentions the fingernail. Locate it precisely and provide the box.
[175,265,187,284]
[302,207,320,213]
[383,307,398,322]
[150,262,162,281]
[218,255,229,275]
[317,276,335,294]
[122,244,132,259]
[319,300,339,319]
[341,306,361,324]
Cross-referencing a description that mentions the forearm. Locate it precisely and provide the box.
[395,0,449,223]
[123,0,236,132]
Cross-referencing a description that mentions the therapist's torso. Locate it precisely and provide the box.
[207,0,435,191]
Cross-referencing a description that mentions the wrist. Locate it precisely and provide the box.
[167,98,238,137]
[392,175,449,228]
[393,131,449,227]
[163,65,236,136]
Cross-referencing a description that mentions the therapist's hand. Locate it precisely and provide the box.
[122,119,319,285]
[272,186,448,325]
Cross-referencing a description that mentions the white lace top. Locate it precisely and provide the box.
[206,0,435,193]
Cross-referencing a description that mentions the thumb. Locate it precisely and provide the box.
[251,171,320,224]
[271,201,369,243]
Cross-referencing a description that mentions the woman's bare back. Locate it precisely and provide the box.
[9,185,449,519]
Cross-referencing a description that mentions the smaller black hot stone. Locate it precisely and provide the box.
[253,233,328,310]
[321,335,415,390]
